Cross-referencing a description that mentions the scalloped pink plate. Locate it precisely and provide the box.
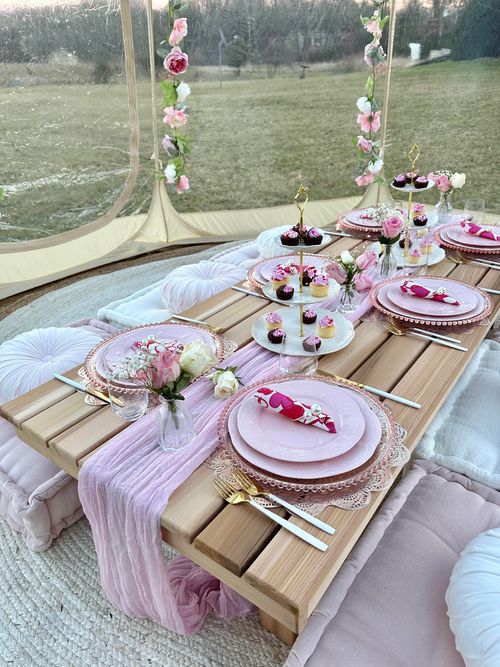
[345,210,381,228]
[235,380,364,462]
[258,256,327,282]
[376,283,486,322]
[94,324,219,379]
[446,225,500,248]
[386,280,479,317]
[228,389,382,478]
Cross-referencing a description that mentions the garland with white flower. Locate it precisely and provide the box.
[354,0,389,188]
[157,1,191,194]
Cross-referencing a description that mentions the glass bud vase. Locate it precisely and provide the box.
[379,242,398,279]
[157,397,196,452]
[337,281,358,313]
[435,191,453,225]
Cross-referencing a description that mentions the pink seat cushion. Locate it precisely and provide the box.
[286,460,500,667]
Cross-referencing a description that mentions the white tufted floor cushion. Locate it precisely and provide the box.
[446,527,500,667]
[161,260,247,314]
[256,225,297,259]
[211,241,261,270]
[0,326,104,550]
[416,339,500,488]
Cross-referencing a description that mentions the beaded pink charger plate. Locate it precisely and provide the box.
[247,254,326,288]
[438,223,500,255]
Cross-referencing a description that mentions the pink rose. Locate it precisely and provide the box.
[151,349,181,387]
[365,18,382,39]
[430,173,451,193]
[382,216,404,239]
[163,106,188,128]
[355,172,374,187]
[176,175,190,194]
[357,110,381,134]
[168,18,188,47]
[355,249,378,270]
[354,273,374,292]
[325,261,347,284]
[164,46,189,76]
[357,136,373,154]
[162,134,176,154]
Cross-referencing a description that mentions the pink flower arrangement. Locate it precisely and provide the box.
[357,110,382,134]
[357,136,373,154]
[382,216,405,239]
[162,134,176,154]
[430,173,451,193]
[164,46,189,76]
[168,18,188,47]
[163,106,188,128]
[176,175,190,194]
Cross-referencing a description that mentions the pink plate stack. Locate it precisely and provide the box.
[438,221,500,256]
[338,208,382,235]
[247,254,327,288]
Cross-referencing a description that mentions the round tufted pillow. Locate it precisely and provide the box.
[211,241,261,271]
[446,527,500,667]
[256,225,297,259]
[0,327,102,404]
[161,260,246,314]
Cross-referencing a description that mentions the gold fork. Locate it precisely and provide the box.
[211,477,328,551]
[383,319,467,351]
[232,469,335,535]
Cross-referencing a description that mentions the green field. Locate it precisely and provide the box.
[1,58,498,242]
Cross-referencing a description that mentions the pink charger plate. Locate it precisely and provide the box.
[376,283,486,323]
[345,210,381,228]
[235,380,365,462]
[386,280,479,317]
[94,324,220,380]
[228,389,382,479]
[446,225,500,248]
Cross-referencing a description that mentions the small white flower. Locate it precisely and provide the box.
[450,172,466,189]
[340,250,355,265]
[164,162,177,184]
[213,370,239,399]
[367,158,384,174]
[356,96,372,114]
[176,81,191,105]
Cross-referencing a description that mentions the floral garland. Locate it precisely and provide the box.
[157,1,191,194]
[354,0,389,188]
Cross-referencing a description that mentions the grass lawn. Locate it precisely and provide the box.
[0,58,498,242]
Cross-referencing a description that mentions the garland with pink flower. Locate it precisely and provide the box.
[158,1,191,194]
[354,0,389,188]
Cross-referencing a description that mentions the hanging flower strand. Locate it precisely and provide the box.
[158,2,191,194]
[353,0,389,188]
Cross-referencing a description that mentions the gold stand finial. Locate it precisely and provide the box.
[403,144,421,272]
[294,185,309,233]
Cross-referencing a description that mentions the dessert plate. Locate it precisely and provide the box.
[345,210,381,228]
[274,231,332,251]
[446,226,500,248]
[252,308,355,356]
[368,242,445,268]
[390,178,435,193]
[262,274,340,305]
[236,380,364,462]
[227,389,382,479]
[386,281,478,317]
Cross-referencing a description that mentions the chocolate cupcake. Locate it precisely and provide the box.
[398,234,413,249]
[267,328,285,344]
[414,176,428,189]
[276,284,294,300]
[301,266,316,287]
[413,214,428,227]
[303,227,323,246]
[405,171,419,185]
[392,174,406,188]
[280,229,300,246]
[302,335,321,352]
[302,308,317,325]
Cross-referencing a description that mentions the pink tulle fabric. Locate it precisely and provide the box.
[79,342,279,635]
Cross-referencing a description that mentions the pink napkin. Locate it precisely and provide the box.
[400,279,460,305]
[460,221,500,241]
[254,387,337,433]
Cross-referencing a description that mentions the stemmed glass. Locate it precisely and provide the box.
[279,329,318,375]
[464,199,486,225]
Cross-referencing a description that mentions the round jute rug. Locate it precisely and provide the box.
[0,516,288,667]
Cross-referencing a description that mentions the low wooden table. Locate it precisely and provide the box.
[1,234,499,645]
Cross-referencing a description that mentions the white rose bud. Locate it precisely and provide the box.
[356,96,372,114]
[164,162,177,184]
[340,250,355,265]
[176,81,191,105]
[450,172,465,189]
[367,158,384,174]
[180,341,217,378]
[213,371,239,399]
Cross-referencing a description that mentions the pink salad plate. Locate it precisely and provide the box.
[371,278,492,327]
[218,374,395,493]
[338,211,381,235]
[247,254,326,287]
[344,210,381,228]
[386,280,479,317]
[83,322,227,391]
[445,225,500,248]
[235,380,365,462]
[438,226,500,256]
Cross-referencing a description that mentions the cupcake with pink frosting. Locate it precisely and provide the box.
[265,311,283,331]
[302,335,322,352]
[302,308,317,324]
[271,269,289,290]
[304,227,323,246]
[280,229,299,246]
[310,274,329,297]
[407,247,422,265]
[317,315,336,339]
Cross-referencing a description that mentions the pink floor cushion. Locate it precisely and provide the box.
[446,527,500,667]
[286,460,500,667]
[0,325,108,551]
[211,241,261,271]
[161,260,246,314]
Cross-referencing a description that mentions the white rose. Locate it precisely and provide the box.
[176,81,191,105]
[450,172,466,189]
[367,158,384,174]
[180,341,217,377]
[356,96,372,114]
[164,162,177,184]
[213,371,239,399]
[340,250,355,265]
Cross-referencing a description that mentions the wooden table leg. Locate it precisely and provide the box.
[259,610,297,646]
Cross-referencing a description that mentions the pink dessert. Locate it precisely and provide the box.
[304,227,324,246]
[302,266,317,287]
[265,311,283,331]
[302,335,321,352]
[310,274,329,297]
[276,284,294,300]
[280,229,300,246]
[318,315,335,338]
[302,308,317,324]
[267,328,285,344]
[271,269,289,289]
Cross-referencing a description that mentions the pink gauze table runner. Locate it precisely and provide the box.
[78,302,371,635]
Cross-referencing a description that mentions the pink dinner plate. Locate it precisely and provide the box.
[376,283,486,323]
[228,390,382,479]
[235,380,365,462]
[94,324,219,379]
[345,210,381,228]
[386,280,478,317]
[446,225,500,248]
[258,256,327,282]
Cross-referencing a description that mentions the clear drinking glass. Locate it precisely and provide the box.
[464,199,486,225]
[279,329,318,375]
[106,376,149,421]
